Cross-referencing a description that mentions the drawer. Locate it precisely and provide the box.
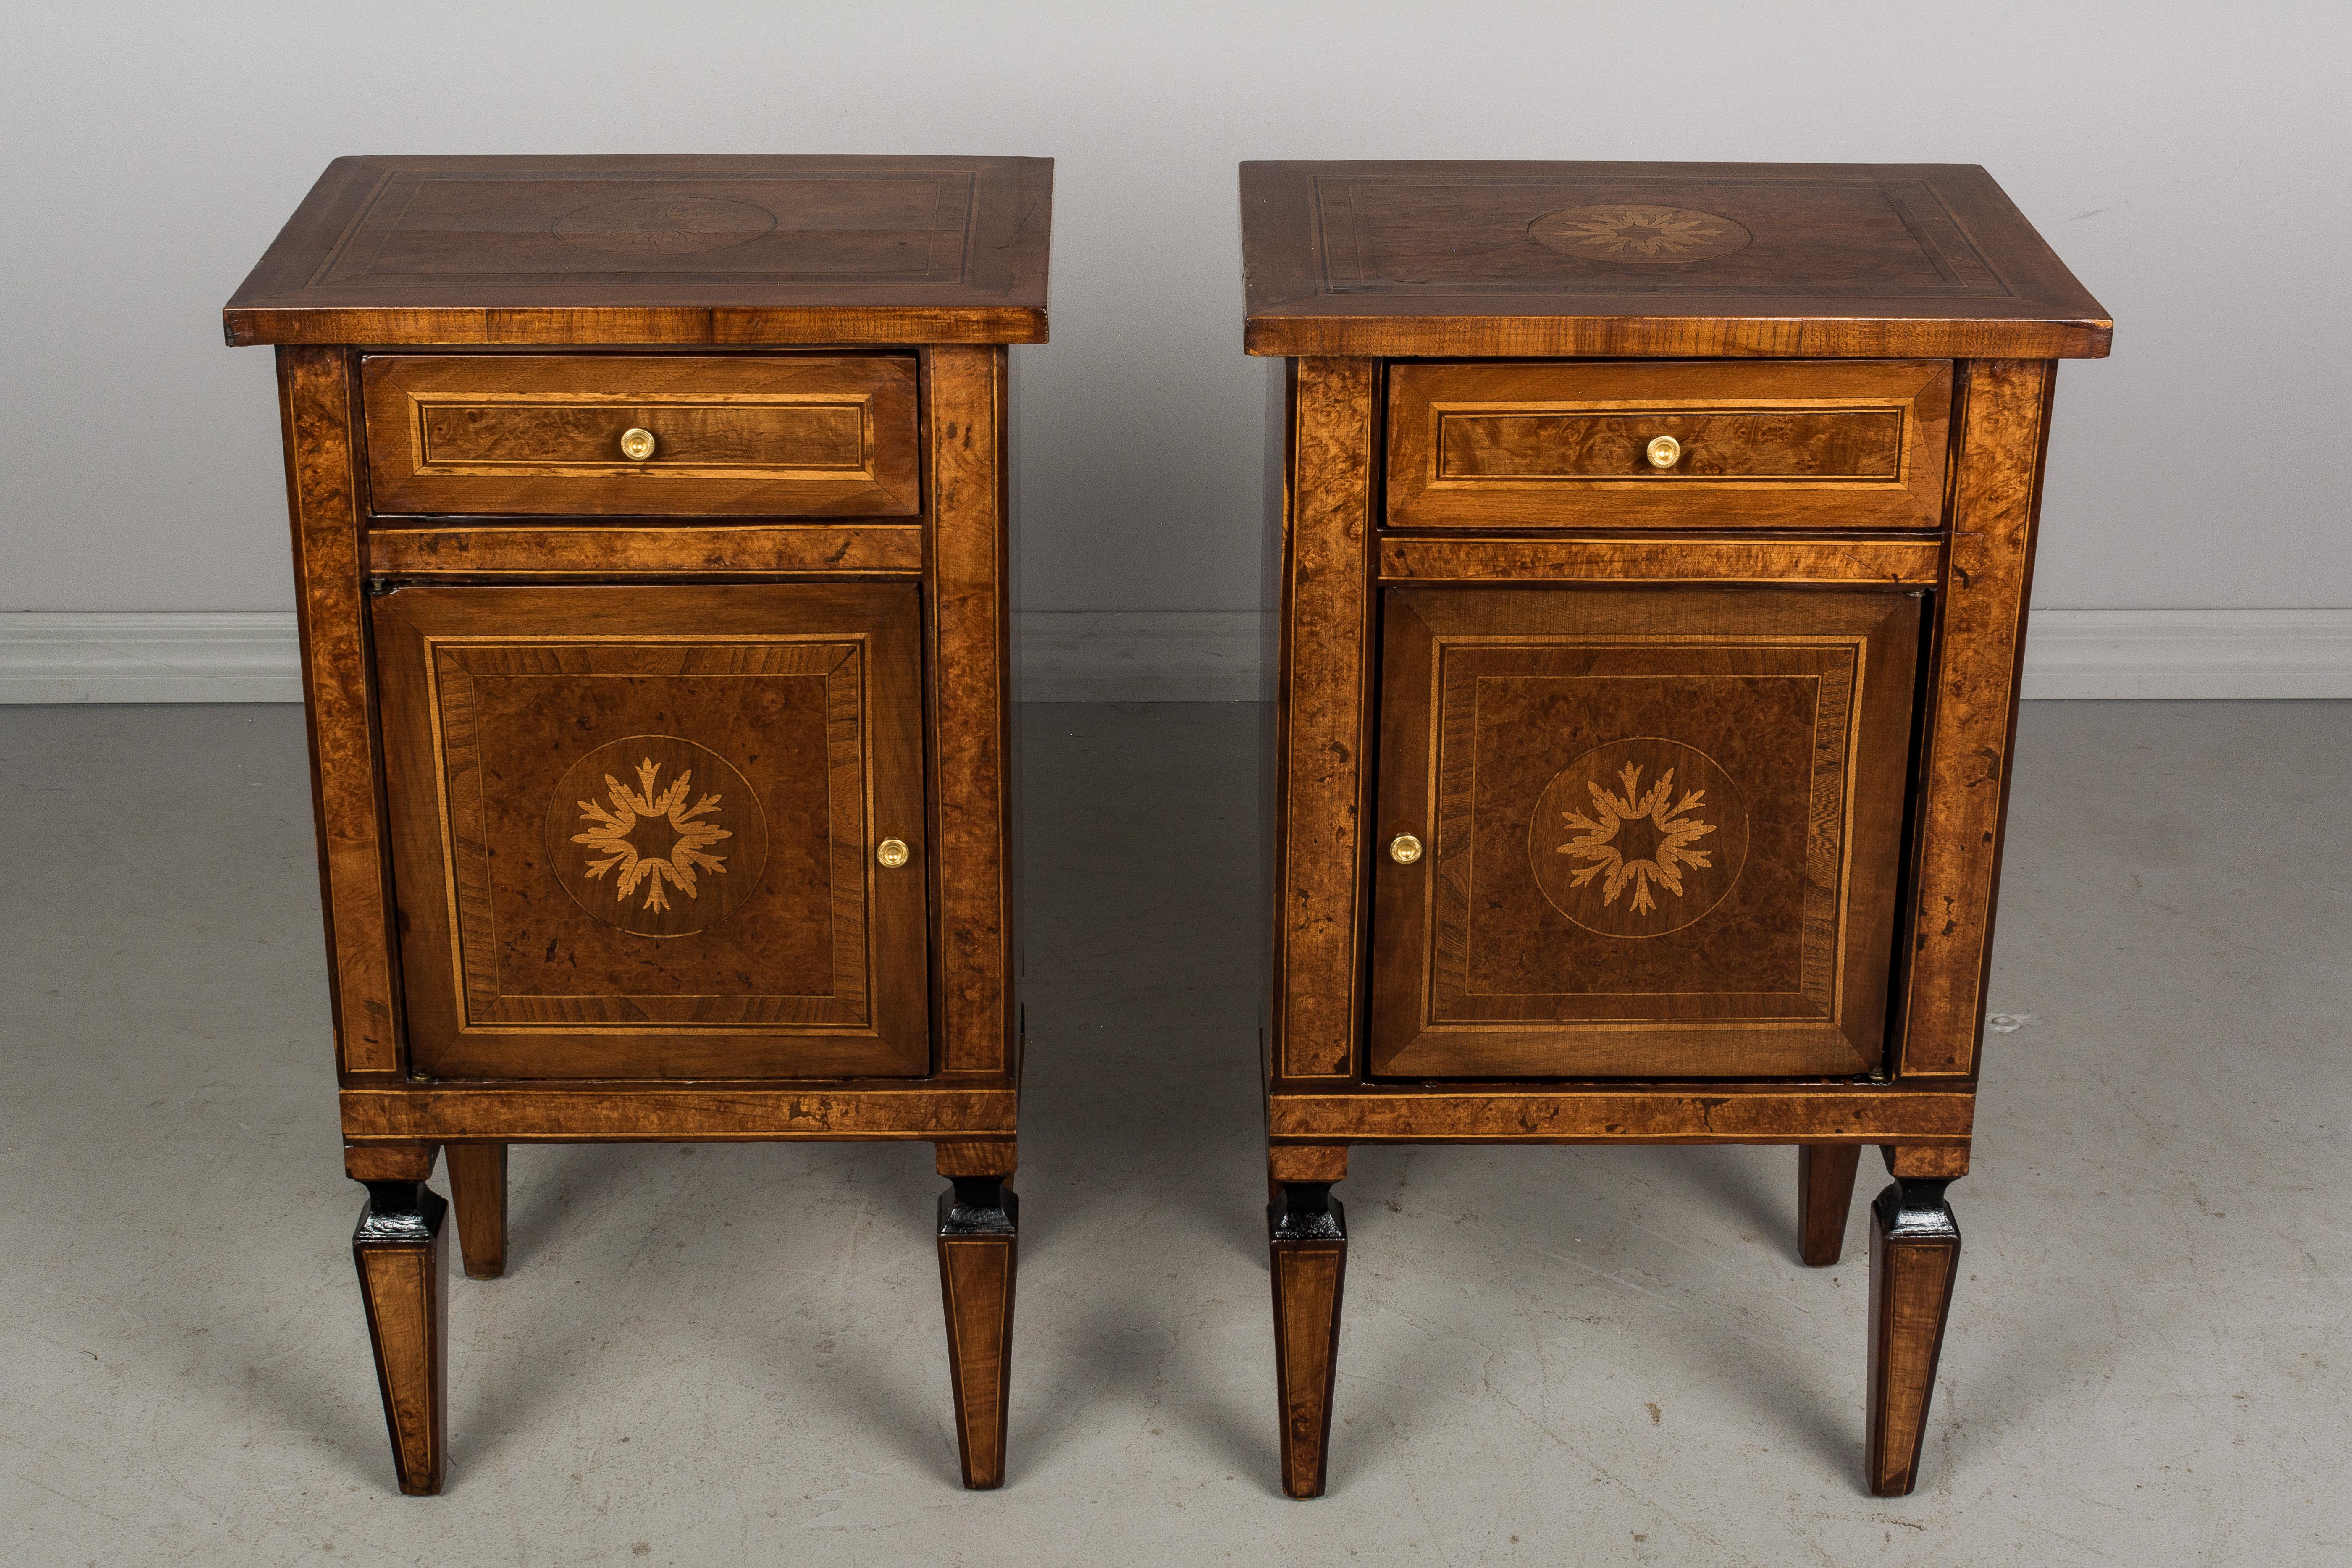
[1367,583,1919,1079]
[360,355,920,517]
[1386,360,1951,530]
[371,582,929,1080]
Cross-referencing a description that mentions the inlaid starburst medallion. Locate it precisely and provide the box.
[543,735,769,938]
[1528,738,1750,938]
[1529,204,1753,263]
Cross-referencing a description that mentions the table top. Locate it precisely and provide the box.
[225,155,1052,347]
[1240,160,2109,359]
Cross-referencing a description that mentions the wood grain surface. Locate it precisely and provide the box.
[371,582,929,1080]
[367,524,923,578]
[342,1144,438,1183]
[1377,534,1943,587]
[1367,586,1919,1078]
[361,355,919,517]
[445,1144,508,1280]
[938,1224,1018,1488]
[1866,1182,1962,1496]
[1270,1226,1347,1499]
[925,347,1017,1078]
[1267,1145,1350,1185]
[1242,161,2109,358]
[1898,360,2055,1078]
[934,1140,1019,1179]
[1386,360,1950,529]
[341,1083,1017,1142]
[1271,359,1381,1081]
[278,347,404,1078]
[352,1185,448,1495]
[226,155,1052,347]
[1266,1083,1974,1144]
[1798,1144,1862,1266]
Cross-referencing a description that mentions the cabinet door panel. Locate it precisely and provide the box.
[373,583,927,1079]
[1369,586,1919,1079]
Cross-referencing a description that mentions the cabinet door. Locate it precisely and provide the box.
[373,583,927,1079]
[1368,586,1919,1079]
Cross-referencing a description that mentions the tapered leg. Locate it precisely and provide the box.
[937,1174,1018,1489]
[352,1178,449,1495]
[1798,1145,1862,1266]
[1866,1174,1961,1496]
[445,1144,508,1280]
[1270,1180,1347,1499]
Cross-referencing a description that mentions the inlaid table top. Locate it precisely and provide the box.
[1239,160,2109,359]
[226,154,1053,347]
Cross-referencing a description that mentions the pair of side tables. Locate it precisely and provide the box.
[224,155,2109,1499]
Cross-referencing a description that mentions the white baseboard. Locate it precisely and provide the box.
[2016,609,2352,699]
[4,608,2347,704]
[0,613,304,703]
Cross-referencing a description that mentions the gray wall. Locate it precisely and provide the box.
[4,2,2345,615]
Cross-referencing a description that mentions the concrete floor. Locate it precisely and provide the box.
[1,700,2347,1567]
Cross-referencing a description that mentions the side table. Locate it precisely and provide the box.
[225,154,1050,1492]
[1241,159,2108,1497]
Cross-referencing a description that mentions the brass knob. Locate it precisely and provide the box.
[875,838,910,869]
[1645,435,1682,470]
[619,427,657,462]
[1389,833,1423,865]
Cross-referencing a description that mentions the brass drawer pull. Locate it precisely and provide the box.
[876,837,911,869]
[1645,434,1682,470]
[619,426,657,461]
[1389,832,1423,865]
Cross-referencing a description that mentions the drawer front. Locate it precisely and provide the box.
[361,355,920,517]
[373,582,929,1079]
[1368,584,1919,1079]
[1387,360,1950,529]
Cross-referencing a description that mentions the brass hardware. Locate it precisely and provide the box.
[1645,435,1682,470]
[1389,833,1423,865]
[875,838,910,869]
[619,427,657,462]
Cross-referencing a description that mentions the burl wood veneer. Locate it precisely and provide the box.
[1243,160,2109,1498]
[227,155,1049,1492]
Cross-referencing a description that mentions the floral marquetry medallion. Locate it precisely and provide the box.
[545,736,769,938]
[368,580,934,1080]
[1368,585,1923,1079]
[1528,205,1754,263]
[1530,739,1749,938]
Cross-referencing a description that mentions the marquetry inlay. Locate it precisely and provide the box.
[545,735,768,938]
[1272,170,2049,307]
[1530,740,1749,936]
[304,168,988,288]
[1529,205,1752,263]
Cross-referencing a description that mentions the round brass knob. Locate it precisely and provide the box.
[1389,833,1423,866]
[1645,435,1682,470]
[619,427,657,462]
[875,838,910,869]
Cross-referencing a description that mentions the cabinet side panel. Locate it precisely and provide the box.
[1260,360,1293,1082]
[1899,359,2055,1078]
[927,346,1014,1078]
[1004,348,1024,1079]
[278,345,402,1078]
[1273,359,1381,1080]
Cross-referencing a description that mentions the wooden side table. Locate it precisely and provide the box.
[224,155,1050,1492]
[1241,160,2109,1498]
